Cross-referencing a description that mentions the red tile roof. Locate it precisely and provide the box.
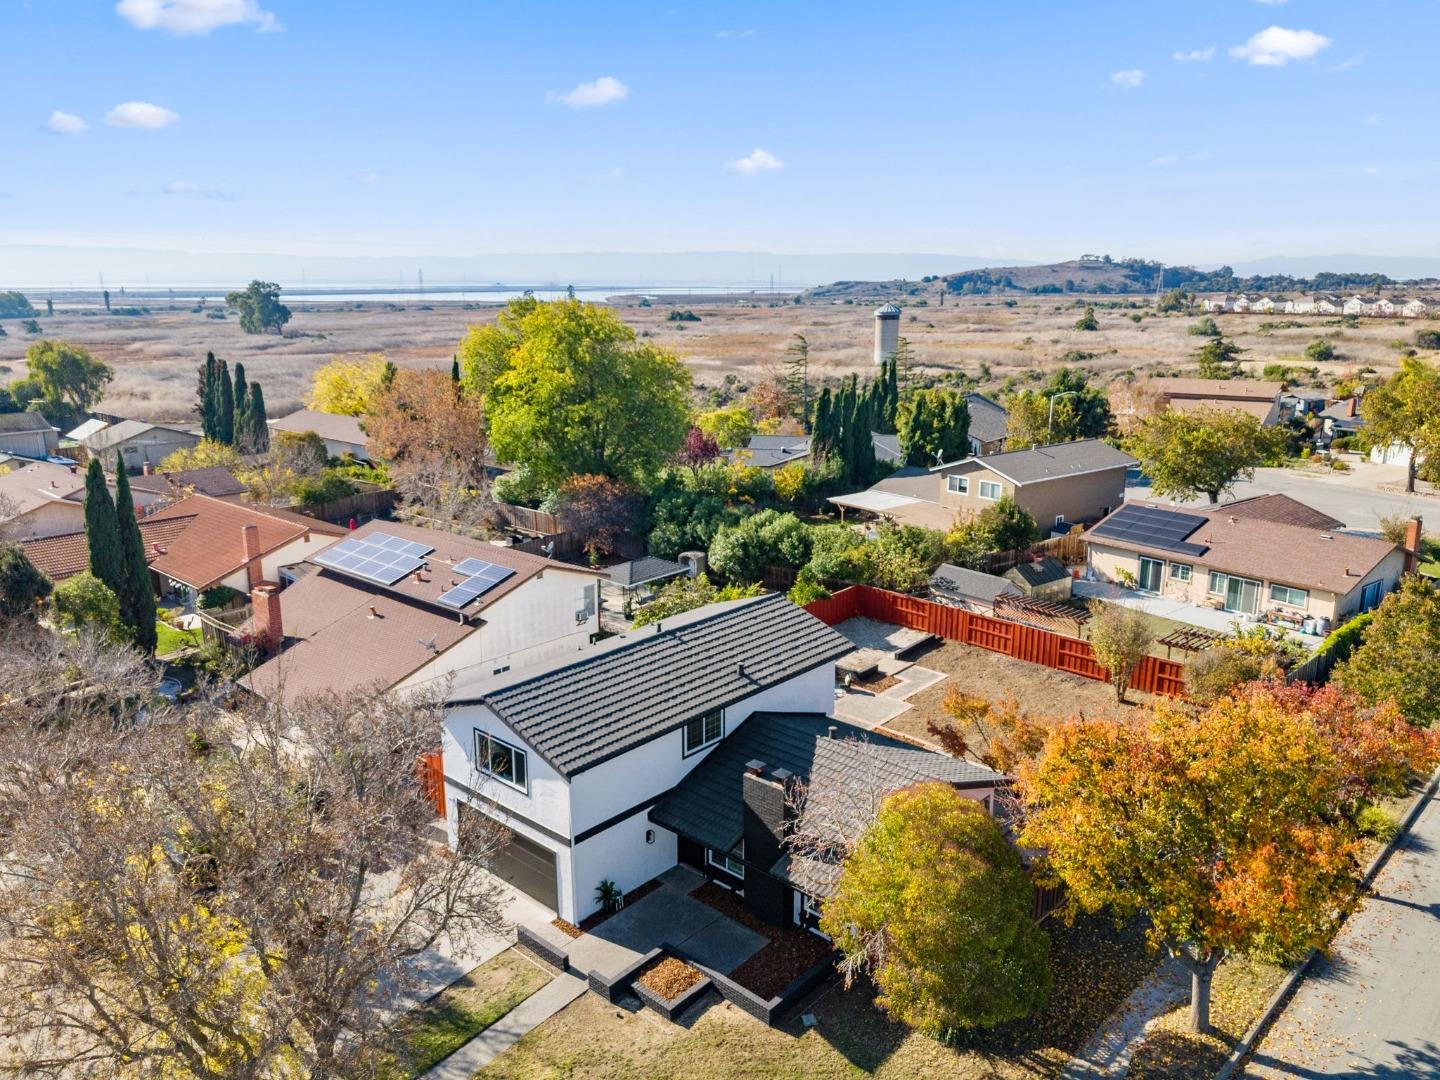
[144,495,345,589]
[20,515,197,582]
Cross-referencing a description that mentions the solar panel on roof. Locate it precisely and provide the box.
[313,531,435,585]
[1090,505,1210,557]
[436,558,516,609]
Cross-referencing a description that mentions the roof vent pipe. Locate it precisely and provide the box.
[828,725,837,739]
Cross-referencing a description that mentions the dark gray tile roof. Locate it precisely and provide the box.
[952,438,1136,485]
[1006,556,1069,588]
[930,563,1020,604]
[727,435,810,469]
[609,556,688,588]
[963,393,1009,445]
[450,594,855,777]
[650,712,1000,860]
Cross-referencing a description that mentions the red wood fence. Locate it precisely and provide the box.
[806,585,1186,698]
[418,750,446,819]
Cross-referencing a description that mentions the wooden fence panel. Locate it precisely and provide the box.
[806,584,1185,697]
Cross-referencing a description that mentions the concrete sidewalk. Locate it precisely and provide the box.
[418,971,587,1080]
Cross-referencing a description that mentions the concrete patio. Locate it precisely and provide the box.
[1072,579,1325,650]
[527,865,766,982]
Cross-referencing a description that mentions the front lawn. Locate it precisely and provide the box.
[155,620,202,657]
[482,913,1156,1079]
[386,949,550,1078]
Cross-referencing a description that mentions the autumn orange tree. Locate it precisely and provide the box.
[1019,681,1439,1034]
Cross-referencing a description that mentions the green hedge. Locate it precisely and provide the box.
[1317,611,1373,664]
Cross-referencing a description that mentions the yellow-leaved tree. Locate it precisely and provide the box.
[307,354,393,416]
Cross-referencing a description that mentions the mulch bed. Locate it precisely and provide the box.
[853,672,901,693]
[577,877,664,933]
[635,955,704,1001]
[550,918,583,939]
[691,882,834,999]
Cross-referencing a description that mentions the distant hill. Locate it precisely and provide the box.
[802,255,1436,301]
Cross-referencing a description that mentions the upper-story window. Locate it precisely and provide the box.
[683,708,723,755]
[475,730,528,792]
[978,479,1003,500]
[946,475,969,494]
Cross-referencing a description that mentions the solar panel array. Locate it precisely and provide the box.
[313,532,435,585]
[1089,504,1210,557]
[437,558,516,609]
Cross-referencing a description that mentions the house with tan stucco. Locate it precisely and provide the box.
[1084,495,1415,631]
[828,439,1135,535]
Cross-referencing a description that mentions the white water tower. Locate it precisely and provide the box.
[873,302,901,366]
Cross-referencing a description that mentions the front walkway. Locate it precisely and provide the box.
[1061,957,1189,1078]
[527,865,767,981]
[419,970,588,1080]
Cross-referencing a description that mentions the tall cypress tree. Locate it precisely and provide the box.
[219,358,235,445]
[811,387,833,459]
[83,458,125,596]
[197,351,219,440]
[112,455,157,654]
[450,356,460,384]
[247,383,270,453]
[232,362,250,451]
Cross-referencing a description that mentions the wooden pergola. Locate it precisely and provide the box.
[1158,626,1225,658]
[993,594,1091,636]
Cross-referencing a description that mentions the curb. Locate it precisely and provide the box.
[1212,768,1440,1080]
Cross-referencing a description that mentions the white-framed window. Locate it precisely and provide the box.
[978,479,1003,501]
[474,730,528,793]
[683,709,723,755]
[1208,571,1228,596]
[707,846,744,879]
[1269,583,1309,608]
[946,475,969,494]
[1170,563,1192,582]
[801,893,823,920]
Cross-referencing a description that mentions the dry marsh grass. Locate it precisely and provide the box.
[0,296,1420,422]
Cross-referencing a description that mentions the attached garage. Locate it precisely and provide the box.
[460,805,558,911]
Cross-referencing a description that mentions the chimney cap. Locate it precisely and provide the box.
[771,767,793,784]
[744,759,766,776]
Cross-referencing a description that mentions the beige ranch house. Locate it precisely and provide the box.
[1086,496,1410,628]
[830,438,1134,534]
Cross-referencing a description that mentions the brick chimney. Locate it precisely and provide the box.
[241,524,262,588]
[1348,397,1358,418]
[141,461,154,476]
[250,584,283,651]
[1404,516,1424,575]
[740,761,792,925]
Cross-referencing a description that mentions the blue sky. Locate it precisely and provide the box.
[5,0,1438,267]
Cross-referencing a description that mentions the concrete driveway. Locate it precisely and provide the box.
[1245,790,1440,1077]
[1128,462,1437,533]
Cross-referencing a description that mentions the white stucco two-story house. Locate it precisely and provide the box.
[439,593,1004,928]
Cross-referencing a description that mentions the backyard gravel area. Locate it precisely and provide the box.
[879,639,1146,748]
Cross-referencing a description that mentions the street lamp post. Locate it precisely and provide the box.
[1047,390,1079,443]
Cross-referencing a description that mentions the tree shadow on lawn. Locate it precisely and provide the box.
[796,911,1156,1075]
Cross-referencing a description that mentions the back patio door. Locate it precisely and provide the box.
[1137,557,1165,593]
[1224,576,1262,615]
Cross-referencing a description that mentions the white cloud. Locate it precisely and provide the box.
[1230,27,1331,66]
[1363,165,1379,176]
[716,29,755,39]
[1173,47,1215,63]
[106,101,180,128]
[47,110,87,135]
[1254,0,1288,5]
[1329,52,1366,73]
[116,0,278,35]
[725,148,783,174]
[357,171,379,185]
[553,76,628,109]
[163,180,235,199]
[1110,68,1145,88]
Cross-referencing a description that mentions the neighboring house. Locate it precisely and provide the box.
[1202,294,1233,313]
[0,413,60,459]
[727,434,810,471]
[609,555,688,598]
[0,460,86,540]
[829,439,1134,534]
[1373,298,1397,317]
[1148,377,1285,426]
[1281,389,1328,420]
[1319,397,1365,442]
[1285,298,1317,315]
[1252,296,1276,314]
[81,420,200,472]
[143,494,346,606]
[1344,295,1380,316]
[1400,298,1433,318]
[929,563,1020,611]
[1231,296,1252,313]
[964,392,1010,456]
[244,519,606,707]
[128,465,247,511]
[439,592,999,924]
[1315,295,1345,315]
[64,418,110,444]
[269,408,371,461]
[1004,556,1072,601]
[20,515,198,583]
[1085,495,1409,627]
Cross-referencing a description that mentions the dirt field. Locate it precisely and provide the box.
[0,292,1421,422]
[880,638,1146,749]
